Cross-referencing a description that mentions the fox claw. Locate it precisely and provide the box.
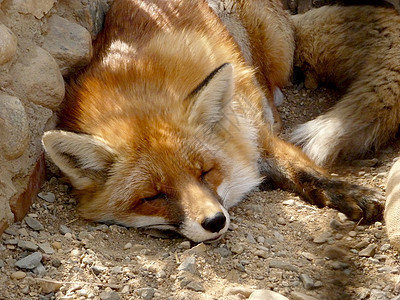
[325,183,384,223]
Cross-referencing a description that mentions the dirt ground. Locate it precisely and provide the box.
[1,85,400,300]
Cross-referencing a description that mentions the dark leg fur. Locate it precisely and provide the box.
[259,126,384,222]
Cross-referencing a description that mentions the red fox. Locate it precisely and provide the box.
[42,0,383,242]
[291,5,400,166]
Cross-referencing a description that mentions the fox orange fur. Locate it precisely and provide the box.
[42,0,383,242]
[291,5,400,166]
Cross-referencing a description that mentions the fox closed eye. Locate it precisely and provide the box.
[142,193,167,202]
[201,168,213,180]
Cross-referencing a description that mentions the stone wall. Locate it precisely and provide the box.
[282,0,399,14]
[0,0,109,233]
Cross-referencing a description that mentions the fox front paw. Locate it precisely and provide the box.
[324,181,384,223]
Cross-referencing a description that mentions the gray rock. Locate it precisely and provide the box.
[178,256,197,274]
[0,24,17,65]
[234,261,246,272]
[254,249,268,259]
[377,266,399,274]
[330,261,350,270]
[7,0,55,18]
[230,243,244,255]
[215,246,231,258]
[12,46,65,109]
[299,274,314,290]
[249,290,289,300]
[354,240,369,249]
[91,265,107,275]
[38,242,55,254]
[359,244,377,257]
[59,225,72,235]
[15,252,42,269]
[186,281,205,292]
[291,291,320,300]
[56,0,109,38]
[269,260,299,272]
[0,259,4,268]
[33,262,46,276]
[178,241,191,249]
[136,287,155,300]
[42,15,92,76]
[24,216,44,231]
[380,244,391,251]
[273,230,285,242]
[4,239,18,245]
[283,199,296,206]
[4,227,19,236]
[247,233,256,243]
[313,231,332,244]
[0,93,29,159]
[277,217,287,225]
[18,240,38,251]
[337,213,348,223]
[38,192,56,203]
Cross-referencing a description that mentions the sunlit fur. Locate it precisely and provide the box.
[291,5,400,166]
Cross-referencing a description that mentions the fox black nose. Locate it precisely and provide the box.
[201,212,226,233]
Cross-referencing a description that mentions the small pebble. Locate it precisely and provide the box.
[52,258,62,268]
[24,216,44,231]
[11,271,26,280]
[299,274,314,290]
[179,241,191,249]
[178,256,197,274]
[15,252,42,269]
[230,243,244,255]
[186,281,205,292]
[38,243,55,254]
[283,199,295,206]
[359,244,377,257]
[18,240,39,251]
[123,243,132,250]
[313,231,331,244]
[337,213,348,223]
[38,192,56,203]
[277,217,286,225]
[59,225,72,235]
[4,227,19,236]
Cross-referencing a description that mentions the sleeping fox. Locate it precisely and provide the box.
[291,5,400,166]
[42,0,383,242]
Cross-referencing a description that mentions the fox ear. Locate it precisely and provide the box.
[188,63,234,128]
[42,130,117,190]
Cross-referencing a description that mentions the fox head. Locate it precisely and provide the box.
[42,64,261,242]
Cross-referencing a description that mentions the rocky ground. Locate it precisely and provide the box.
[1,86,400,300]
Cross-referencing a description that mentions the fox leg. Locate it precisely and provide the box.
[291,67,400,166]
[259,126,384,222]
